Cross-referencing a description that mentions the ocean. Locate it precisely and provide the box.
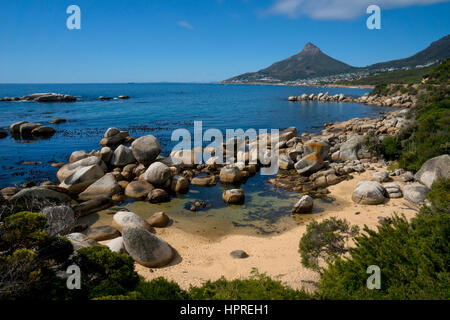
[0,83,386,237]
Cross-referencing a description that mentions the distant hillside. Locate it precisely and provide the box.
[222,34,450,84]
[367,34,450,70]
[338,65,435,86]
[222,43,356,83]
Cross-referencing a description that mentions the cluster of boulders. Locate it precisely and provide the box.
[9,121,56,139]
[0,93,76,102]
[288,92,415,108]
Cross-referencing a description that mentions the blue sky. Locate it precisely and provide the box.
[1,0,449,83]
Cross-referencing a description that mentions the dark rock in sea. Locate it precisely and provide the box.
[0,130,8,139]
[21,93,76,102]
[230,250,249,259]
[50,118,67,124]
[99,96,113,100]
[31,126,56,137]
[118,95,130,99]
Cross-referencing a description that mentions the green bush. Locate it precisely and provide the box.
[318,179,450,300]
[362,130,382,155]
[189,269,313,300]
[70,245,140,299]
[299,217,359,274]
[381,136,402,161]
[0,211,72,300]
[95,277,190,300]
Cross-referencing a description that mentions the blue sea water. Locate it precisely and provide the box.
[0,83,387,236]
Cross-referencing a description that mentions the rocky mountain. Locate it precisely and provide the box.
[367,34,450,70]
[222,42,356,83]
[222,34,450,84]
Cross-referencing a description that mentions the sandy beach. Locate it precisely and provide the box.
[135,166,419,291]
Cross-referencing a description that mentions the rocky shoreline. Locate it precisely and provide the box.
[288,91,416,108]
[1,102,448,270]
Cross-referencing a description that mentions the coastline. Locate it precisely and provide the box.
[219,81,375,89]
[134,165,418,291]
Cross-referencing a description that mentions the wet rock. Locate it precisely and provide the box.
[351,181,387,205]
[414,154,450,189]
[41,205,75,236]
[125,180,154,199]
[292,195,313,213]
[99,96,113,100]
[122,226,174,267]
[72,197,114,217]
[219,165,242,184]
[146,211,170,228]
[31,126,56,137]
[131,135,162,165]
[19,122,42,136]
[9,121,28,134]
[118,95,130,99]
[230,250,249,259]
[222,189,245,204]
[78,173,121,201]
[148,189,170,203]
[111,145,136,167]
[112,210,152,232]
[22,93,76,102]
[191,175,218,187]
[0,129,8,139]
[143,162,172,186]
[404,183,429,204]
[49,118,67,124]
[170,175,189,193]
[86,225,120,241]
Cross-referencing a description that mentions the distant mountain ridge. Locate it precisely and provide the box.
[222,34,450,84]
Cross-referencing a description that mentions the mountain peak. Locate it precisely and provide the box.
[301,42,320,54]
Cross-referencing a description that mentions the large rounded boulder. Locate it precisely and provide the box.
[292,195,313,213]
[143,162,171,186]
[125,180,154,199]
[414,154,450,189]
[78,173,121,201]
[404,183,429,204]
[352,181,387,205]
[222,189,245,204]
[131,135,162,165]
[111,145,136,167]
[122,226,174,267]
[41,205,75,235]
[111,210,152,232]
[219,165,242,184]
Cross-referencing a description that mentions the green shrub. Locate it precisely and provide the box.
[189,269,313,300]
[318,179,450,300]
[362,130,382,155]
[381,136,402,160]
[299,217,359,274]
[96,277,190,300]
[70,245,140,299]
[0,211,72,300]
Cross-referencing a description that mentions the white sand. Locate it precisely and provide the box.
[136,167,419,291]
